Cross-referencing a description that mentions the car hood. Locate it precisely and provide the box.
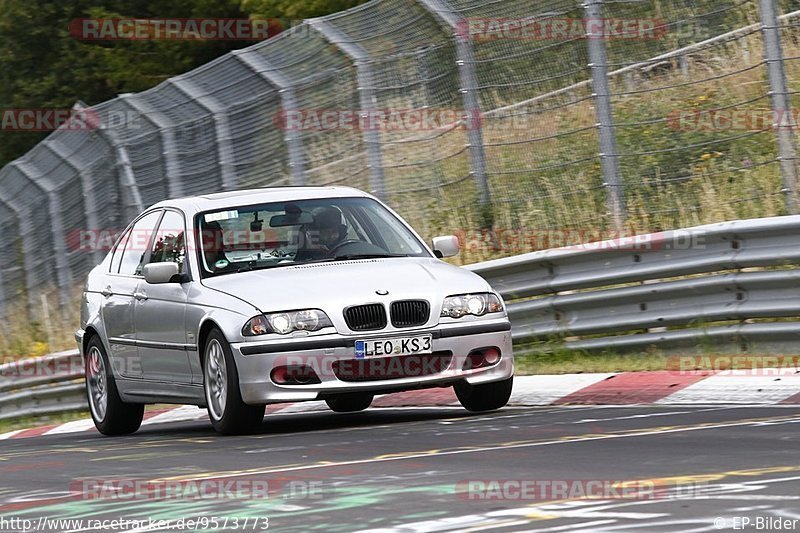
[202,257,492,315]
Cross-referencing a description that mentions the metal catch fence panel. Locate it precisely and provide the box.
[1,0,800,317]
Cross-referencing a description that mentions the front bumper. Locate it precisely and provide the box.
[75,329,85,357]
[231,319,513,404]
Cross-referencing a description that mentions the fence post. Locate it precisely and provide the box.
[44,139,104,266]
[169,77,238,191]
[82,100,146,223]
[12,162,72,310]
[584,0,626,231]
[417,0,491,212]
[759,0,799,214]
[0,190,37,312]
[120,94,184,198]
[307,19,387,199]
[103,128,145,222]
[234,50,307,186]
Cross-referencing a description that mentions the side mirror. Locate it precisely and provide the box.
[143,262,181,284]
[432,235,460,258]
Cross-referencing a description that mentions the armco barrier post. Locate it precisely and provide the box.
[759,0,799,214]
[585,0,626,231]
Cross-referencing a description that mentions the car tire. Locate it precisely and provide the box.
[85,336,144,436]
[454,376,513,412]
[203,328,265,435]
[325,393,374,413]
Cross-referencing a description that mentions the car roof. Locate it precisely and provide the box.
[148,186,374,215]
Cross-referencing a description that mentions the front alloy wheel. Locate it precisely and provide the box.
[203,328,265,435]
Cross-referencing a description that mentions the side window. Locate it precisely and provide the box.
[148,210,186,273]
[117,211,162,276]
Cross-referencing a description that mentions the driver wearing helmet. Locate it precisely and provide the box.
[310,206,348,252]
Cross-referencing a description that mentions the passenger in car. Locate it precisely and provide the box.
[199,220,227,271]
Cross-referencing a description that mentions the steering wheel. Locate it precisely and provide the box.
[328,240,363,256]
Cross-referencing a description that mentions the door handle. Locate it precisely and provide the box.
[134,291,148,301]
[101,286,113,298]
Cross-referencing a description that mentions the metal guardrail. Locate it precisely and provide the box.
[469,215,800,354]
[0,350,84,421]
[4,215,800,420]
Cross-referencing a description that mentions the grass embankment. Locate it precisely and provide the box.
[0,410,90,434]
[1,294,79,362]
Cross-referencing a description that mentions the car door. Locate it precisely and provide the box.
[101,210,163,380]
[134,209,193,384]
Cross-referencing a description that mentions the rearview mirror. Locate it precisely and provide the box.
[432,235,460,258]
[143,262,181,284]
[270,212,314,227]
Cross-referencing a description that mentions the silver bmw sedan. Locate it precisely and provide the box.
[76,186,513,435]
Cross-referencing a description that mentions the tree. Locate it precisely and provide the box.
[0,0,364,169]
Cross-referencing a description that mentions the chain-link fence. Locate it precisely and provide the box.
[1,0,800,318]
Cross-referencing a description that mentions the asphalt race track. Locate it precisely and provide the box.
[1,405,799,532]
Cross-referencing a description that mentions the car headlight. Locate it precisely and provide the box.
[441,293,503,318]
[243,309,333,336]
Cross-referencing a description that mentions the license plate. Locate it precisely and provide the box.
[354,335,432,359]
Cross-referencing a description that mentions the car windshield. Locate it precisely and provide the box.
[196,197,430,277]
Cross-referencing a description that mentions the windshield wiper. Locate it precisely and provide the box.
[332,253,408,261]
[234,263,291,273]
